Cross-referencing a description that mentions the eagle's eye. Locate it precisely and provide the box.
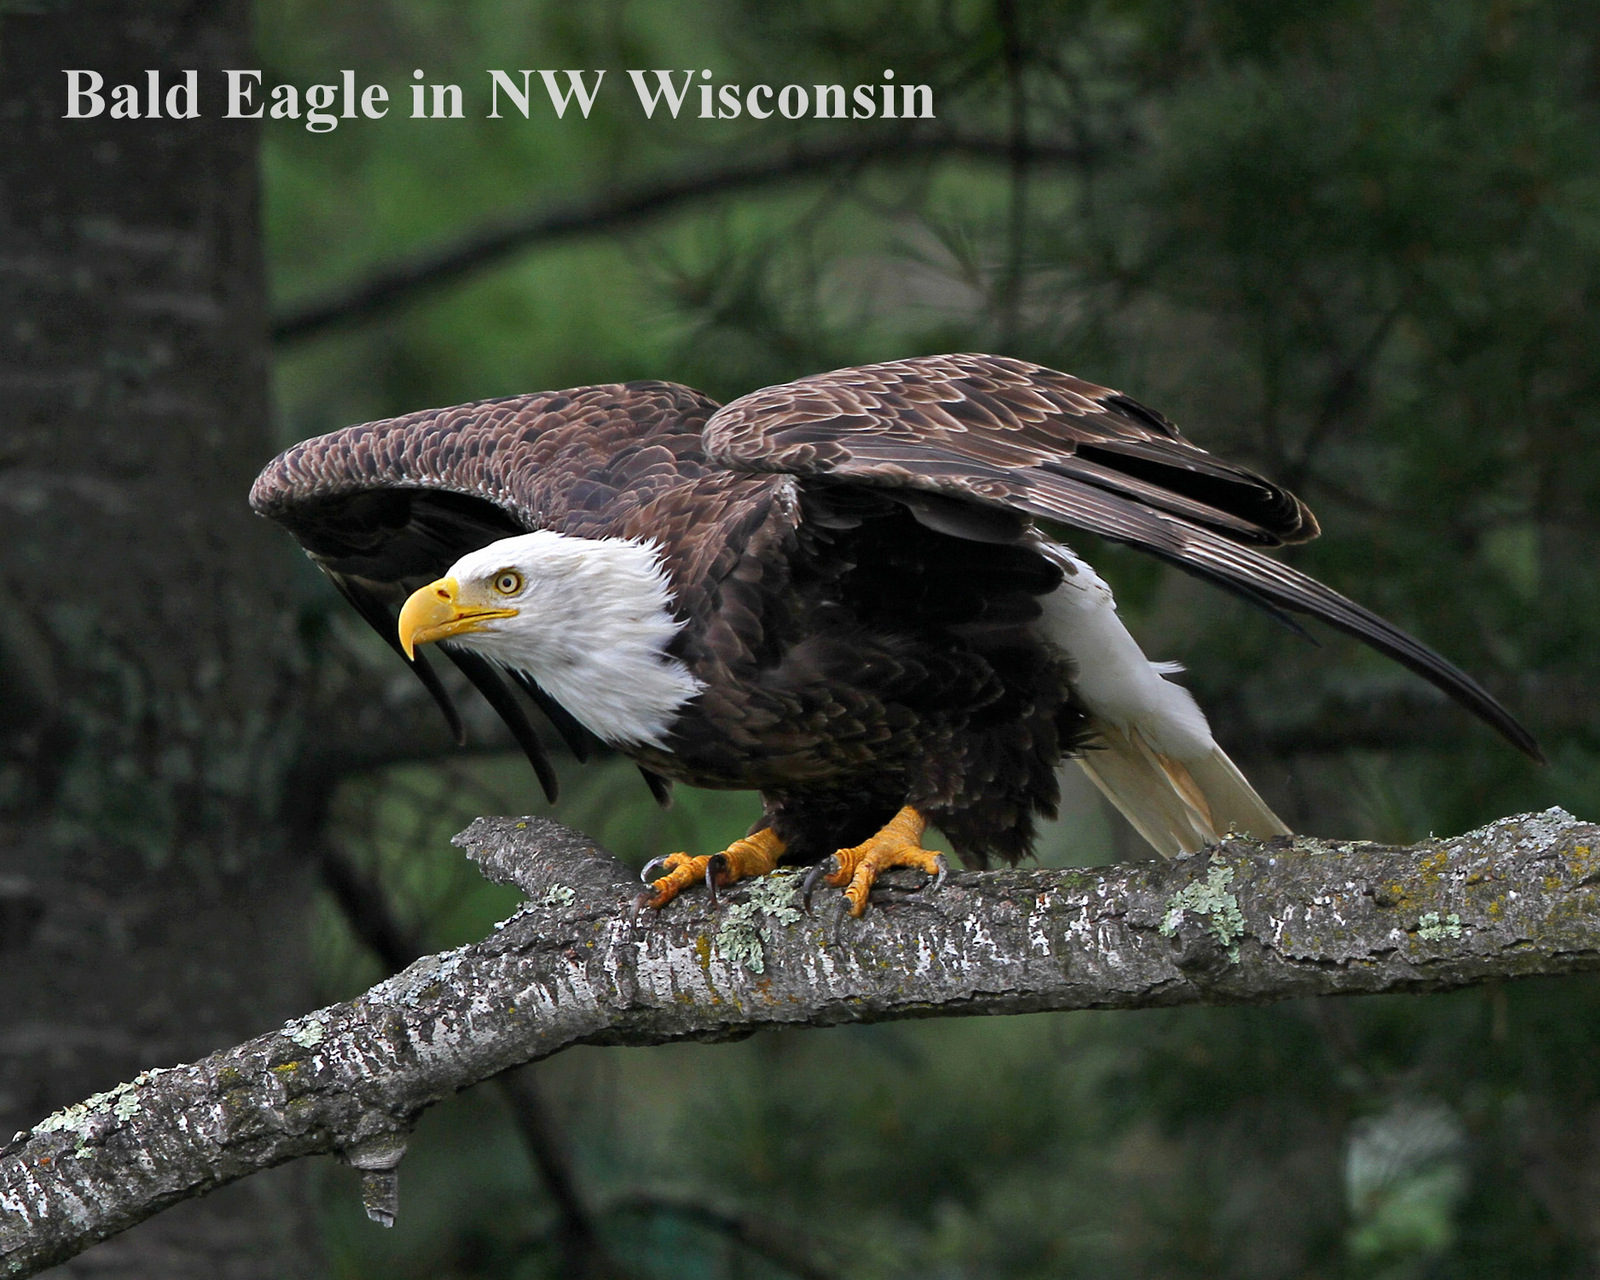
[492,570,524,596]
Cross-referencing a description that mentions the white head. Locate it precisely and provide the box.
[397,530,702,749]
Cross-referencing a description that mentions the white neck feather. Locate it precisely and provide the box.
[443,530,702,749]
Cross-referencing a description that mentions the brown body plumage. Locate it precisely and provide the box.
[252,354,1538,878]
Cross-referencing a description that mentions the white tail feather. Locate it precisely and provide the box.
[1076,720,1290,858]
[1033,540,1290,857]
[1182,742,1292,843]
[1036,551,1215,760]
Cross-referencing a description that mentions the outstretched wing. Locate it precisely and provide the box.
[704,353,1541,760]
[251,381,723,800]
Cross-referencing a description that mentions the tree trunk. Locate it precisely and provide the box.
[0,3,317,1273]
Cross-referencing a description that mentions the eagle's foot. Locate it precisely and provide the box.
[807,806,947,917]
[640,828,786,910]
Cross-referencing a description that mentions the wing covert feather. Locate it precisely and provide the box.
[704,354,1540,760]
[252,381,721,552]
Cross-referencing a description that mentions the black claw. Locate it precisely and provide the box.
[628,891,654,923]
[640,856,670,885]
[930,854,949,892]
[801,858,835,915]
[704,853,728,907]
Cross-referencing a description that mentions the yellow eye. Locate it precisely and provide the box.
[492,570,523,596]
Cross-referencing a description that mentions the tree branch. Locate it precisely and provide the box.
[269,131,1098,345]
[316,836,633,1278]
[4,808,1597,1275]
[605,1191,840,1280]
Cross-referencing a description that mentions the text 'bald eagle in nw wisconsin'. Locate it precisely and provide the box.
[251,354,1539,916]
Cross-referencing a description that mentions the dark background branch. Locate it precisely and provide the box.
[269,131,1101,344]
[605,1192,840,1280]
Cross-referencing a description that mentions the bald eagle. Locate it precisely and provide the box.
[252,354,1538,915]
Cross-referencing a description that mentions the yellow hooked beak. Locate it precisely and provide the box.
[397,576,518,660]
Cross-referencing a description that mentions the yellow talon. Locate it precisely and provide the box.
[644,828,786,909]
[825,806,946,917]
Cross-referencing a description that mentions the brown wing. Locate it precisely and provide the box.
[704,353,1541,761]
[251,380,734,801]
[253,382,722,548]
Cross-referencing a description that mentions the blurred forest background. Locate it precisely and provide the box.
[6,0,1600,1276]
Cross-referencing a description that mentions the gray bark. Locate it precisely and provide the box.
[2,806,1596,1277]
[0,3,318,1273]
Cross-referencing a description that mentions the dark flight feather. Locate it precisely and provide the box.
[442,648,561,803]
[637,766,675,808]
[324,569,466,746]
[507,670,594,763]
